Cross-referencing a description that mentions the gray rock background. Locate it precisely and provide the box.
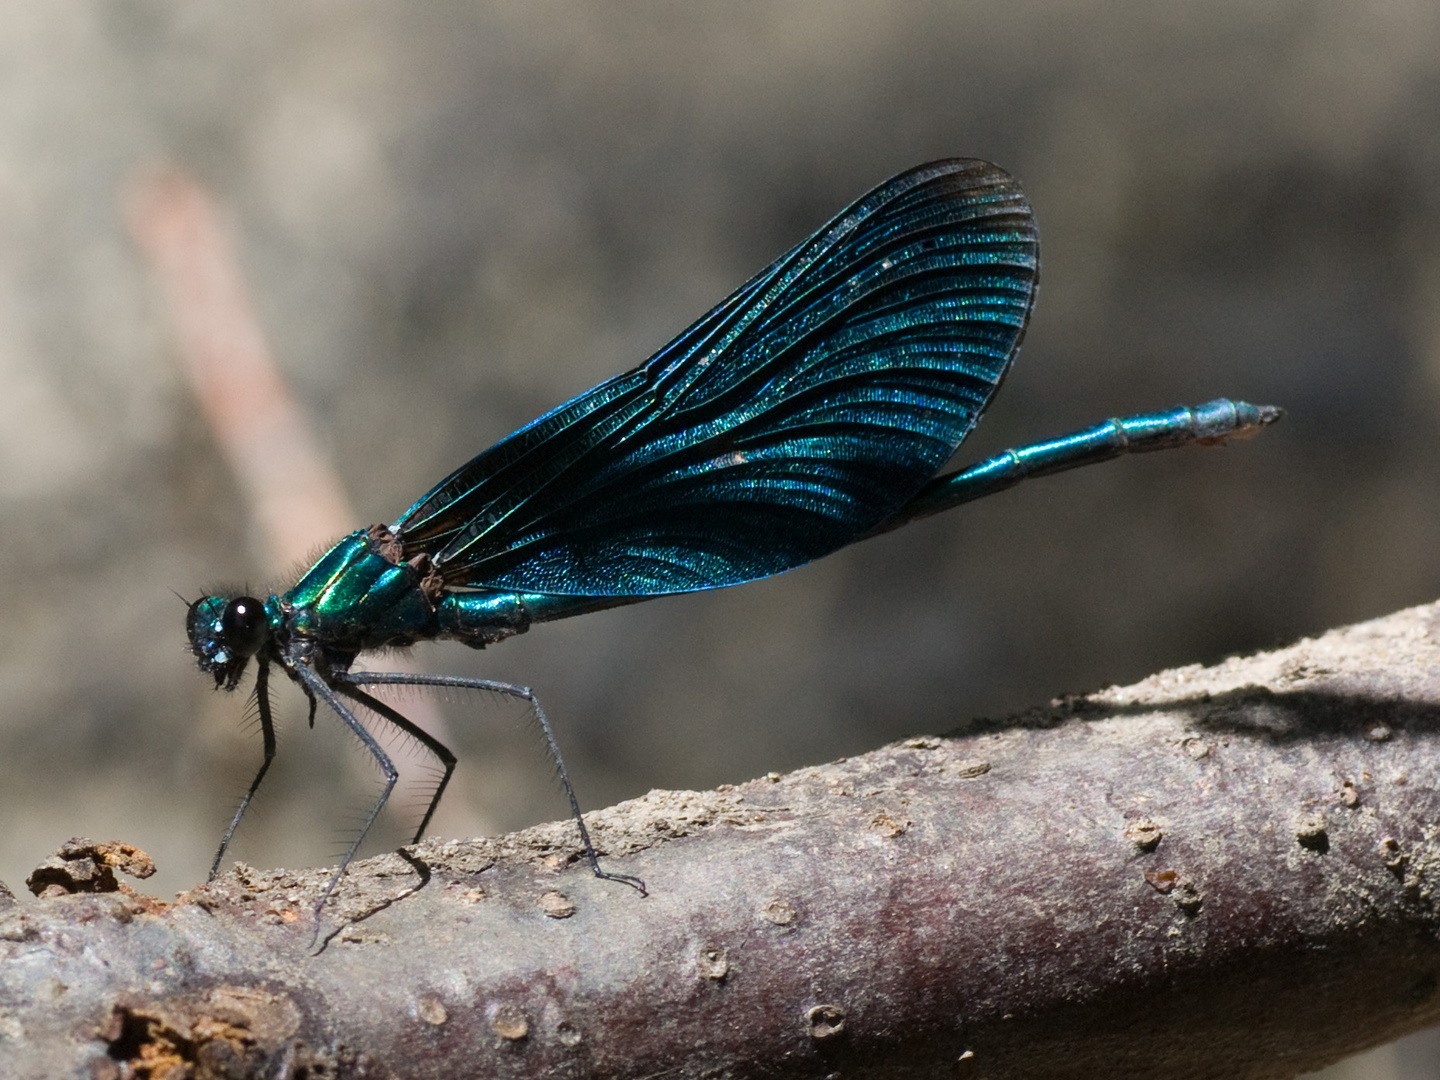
[1,4,1437,1074]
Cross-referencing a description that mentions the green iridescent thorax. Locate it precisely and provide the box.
[281,530,442,653]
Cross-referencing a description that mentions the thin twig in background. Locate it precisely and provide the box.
[124,166,492,839]
[126,166,354,570]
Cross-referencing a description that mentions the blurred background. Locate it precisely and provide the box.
[2,3,1438,1075]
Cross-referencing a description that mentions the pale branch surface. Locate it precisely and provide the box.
[5,602,1440,1079]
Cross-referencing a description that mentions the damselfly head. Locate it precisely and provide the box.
[187,595,269,690]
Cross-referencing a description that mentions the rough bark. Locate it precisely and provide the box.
[5,602,1440,1080]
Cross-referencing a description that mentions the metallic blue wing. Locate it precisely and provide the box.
[392,159,1038,596]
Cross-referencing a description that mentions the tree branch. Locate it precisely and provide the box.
[6,602,1440,1079]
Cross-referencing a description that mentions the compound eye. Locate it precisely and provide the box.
[221,596,268,654]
